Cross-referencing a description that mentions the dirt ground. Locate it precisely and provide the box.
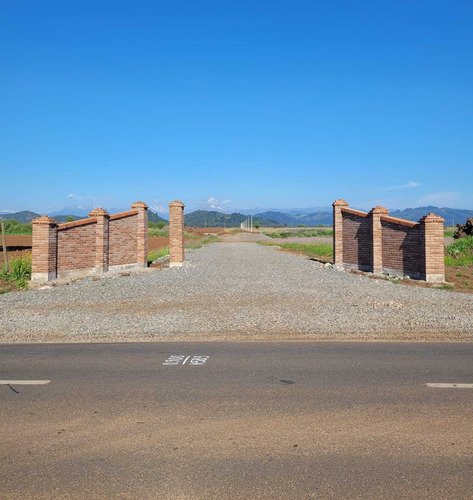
[148,237,169,251]
[186,227,225,236]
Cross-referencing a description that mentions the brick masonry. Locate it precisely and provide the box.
[169,200,185,267]
[31,202,148,281]
[332,200,445,283]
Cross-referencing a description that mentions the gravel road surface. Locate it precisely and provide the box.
[1,242,472,342]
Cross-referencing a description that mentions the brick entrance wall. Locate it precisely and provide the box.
[32,202,148,281]
[333,200,445,283]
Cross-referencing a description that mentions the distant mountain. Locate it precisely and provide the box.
[254,211,332,226]
[148,211,168,224]
[49,205,94,217]
[184,210,278,227]
[0,211,40,223]
[3,206,472,228]
[232,206,333,216]
[390,206,473,225]
[0,209,167,225]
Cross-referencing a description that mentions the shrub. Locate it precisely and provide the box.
[445,236,473,267]
[2,219,32,235]
[1,253,32,289]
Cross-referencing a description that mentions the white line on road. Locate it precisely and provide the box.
[0,380,51,385]
[427,383,473,388]
[182,356,191,365]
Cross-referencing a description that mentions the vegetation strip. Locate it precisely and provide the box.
[257,241,333,260]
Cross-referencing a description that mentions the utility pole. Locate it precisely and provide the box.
[1,222,8,271]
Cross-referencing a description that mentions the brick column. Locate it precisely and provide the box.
[131,201,149,267]
[421,213,445,283]
[370,206,389,274]
[89,208,110,274]
[31,215,58,281]
[169,200,185,267]
[332,199,349,266]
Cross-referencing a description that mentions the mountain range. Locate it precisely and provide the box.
[1,206,472,227]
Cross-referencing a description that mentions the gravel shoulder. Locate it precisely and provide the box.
[1,242,472,343]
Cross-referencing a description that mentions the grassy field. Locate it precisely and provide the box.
[257,241,333,261]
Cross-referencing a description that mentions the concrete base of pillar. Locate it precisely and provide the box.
[169,262,183,268]
[424,273,445,283]
[31,271,57,282]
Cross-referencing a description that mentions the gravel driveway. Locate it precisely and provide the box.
[1,242,472,342]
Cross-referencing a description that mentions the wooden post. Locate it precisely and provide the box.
[1,222,8,271]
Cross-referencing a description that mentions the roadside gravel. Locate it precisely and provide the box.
[1,242,472,342]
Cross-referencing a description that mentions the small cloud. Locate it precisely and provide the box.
[67,193,83,200]
[417,191,459,207]
[383,181,420,191]
[203,197,231,210]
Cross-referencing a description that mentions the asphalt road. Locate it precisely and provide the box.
[1,342,472,499]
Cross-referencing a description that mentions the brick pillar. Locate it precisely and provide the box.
[332,199,349,266]
[421,213,445,283]
[370,206,389,274]
[31,215,58,281]
[89,208,110,274]
[131,201,149,267]
[169,200,185,267]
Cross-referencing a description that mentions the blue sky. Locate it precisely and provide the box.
[1,0,472,214]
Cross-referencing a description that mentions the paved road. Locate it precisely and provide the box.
[1,342,472,499]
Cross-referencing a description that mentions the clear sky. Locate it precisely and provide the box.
[1,0,472,214]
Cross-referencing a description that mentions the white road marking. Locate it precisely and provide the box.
[0,380,51,385]
[427,383,473,388]
[163,355,209,366]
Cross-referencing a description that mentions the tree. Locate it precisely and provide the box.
[66,216,74,222]
[156,221,166,229]
[254,221,261,229]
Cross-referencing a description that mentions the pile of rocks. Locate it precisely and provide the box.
[454,217,473,239]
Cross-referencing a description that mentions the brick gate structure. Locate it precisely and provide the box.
[333,199,445,283]
[32,202,148,281]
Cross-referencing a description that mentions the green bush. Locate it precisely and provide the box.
[445,236,473,267]
[1,253,32,289]
[2,219,32,235]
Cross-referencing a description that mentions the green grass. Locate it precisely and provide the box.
[258,241,333,259]
[185,234,220,250]
[444,228,455,238]
[148,229,169,238]
[263,229,333,239]
[147,247,169,263]
[436,284,454,291]
[445,236,473,267]
[1,219,32,235]
[1,253,32,289]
